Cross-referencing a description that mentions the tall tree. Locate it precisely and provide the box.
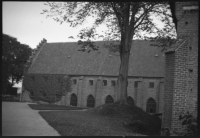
[2,33,32,94]
[41,2,176,104]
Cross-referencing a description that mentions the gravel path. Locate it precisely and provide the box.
[2,102,60,136]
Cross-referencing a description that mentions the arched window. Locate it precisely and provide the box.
[105,95,114,104]
[127,96,134,105]
[70,93,77,106]
[87,95,95,108]
[146,98,156,113]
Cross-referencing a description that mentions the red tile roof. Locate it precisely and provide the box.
[28,40,165,77]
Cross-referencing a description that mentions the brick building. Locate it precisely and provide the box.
[22,40,165,114]
[162,1,198,132]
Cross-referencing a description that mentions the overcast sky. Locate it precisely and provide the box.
[3,1,106,49]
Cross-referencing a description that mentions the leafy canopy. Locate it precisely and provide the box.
[41,2,176,50]
[2,33,32,93]
[23,74,72,103]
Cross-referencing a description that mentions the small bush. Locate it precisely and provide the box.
[24,74,72,104]
[2,95,20,102]
[179,111,197,136]
[162,111,198,136]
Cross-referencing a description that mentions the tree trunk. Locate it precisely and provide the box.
[118,38,132,105]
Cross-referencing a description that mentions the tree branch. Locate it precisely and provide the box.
[111,2,122,31]
[128,3,140,41]
[133,4,155,30]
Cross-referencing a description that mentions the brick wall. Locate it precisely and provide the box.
[171,39,189,132]
[174,1,198,132]
[159,79,165,114]
[24,73,164,112]
[163,1,198,132]
[142,79,161,112]
[64,76,164,113]
[176,2,199,37]
[163,52,175,129]
[185,34,198,113]
[66,76,118,107]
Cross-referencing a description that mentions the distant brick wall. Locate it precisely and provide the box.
[23,72,164,113]
[64,76,164,112]
[158,80,164,114]
[66,76,118,107]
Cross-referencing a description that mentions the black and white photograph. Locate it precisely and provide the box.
[2,1,198,136]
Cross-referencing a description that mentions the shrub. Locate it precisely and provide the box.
[2,95,20,102]
[162,111,198,136]
[179,111,197,136]
[24,74,72,103]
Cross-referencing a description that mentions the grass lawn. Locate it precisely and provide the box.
[28,104,88,110]
[39,102,161,136]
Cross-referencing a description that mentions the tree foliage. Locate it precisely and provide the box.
[2,33,32,94]
[23,74,72,103]
[41,2,176,104]
[41,2,176,41]
[179,111,197,136]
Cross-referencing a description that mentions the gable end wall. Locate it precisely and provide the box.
[171,39,189,131]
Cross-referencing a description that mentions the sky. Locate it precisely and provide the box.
[3,1,106,49]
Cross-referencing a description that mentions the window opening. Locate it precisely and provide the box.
[134,81,138,88]
[73,79,77,85]
[111,80,115,86]
[102,80,107,86]
[89,80,93,85]
[149,82,154,88]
